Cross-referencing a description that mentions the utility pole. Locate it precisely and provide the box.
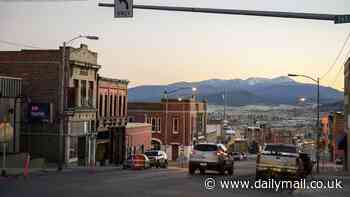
[288,74,321,174]
[316,77,320,174]
[58,41,66,171]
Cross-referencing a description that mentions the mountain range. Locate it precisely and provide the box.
[128,76,343,106]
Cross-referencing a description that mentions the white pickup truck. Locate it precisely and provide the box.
[256,144,311,179]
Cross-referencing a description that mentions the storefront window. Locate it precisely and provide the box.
[69,136,78,160]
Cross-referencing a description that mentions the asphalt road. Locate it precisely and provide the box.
[0,160,349,197]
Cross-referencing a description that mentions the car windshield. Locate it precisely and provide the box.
[145,151,159,156]
[194,144,218,151]
[264,144,297,153]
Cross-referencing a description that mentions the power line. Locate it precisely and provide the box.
[330,64,343,88]
[329,42,350,87]
[321,31,350,80]
[0,39,42,49]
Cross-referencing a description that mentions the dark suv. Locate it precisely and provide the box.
[189,143,234,175]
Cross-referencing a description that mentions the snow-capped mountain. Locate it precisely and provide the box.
[128,76,343,106]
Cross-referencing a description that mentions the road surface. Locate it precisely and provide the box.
[0,160,348,197]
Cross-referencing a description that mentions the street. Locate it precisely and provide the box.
[1,160,349,197]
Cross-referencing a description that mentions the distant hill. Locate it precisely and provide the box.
[320,100,344,112]
[128,76,343,106]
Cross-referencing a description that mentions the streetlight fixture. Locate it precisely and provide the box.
[288,73,320,173]
[58,35,99,171]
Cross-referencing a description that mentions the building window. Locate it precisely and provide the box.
[156,117,161,132]
[99,95,103,117]
[145,115,150,124]
[91,120,95,133]
[110,94,113,117]
[88,81,94,107]
[123,96,126,116]
[172,117,179,134]
[72,79,79,107]
[69,137,78,160]
[119,95,122,116]
[104,95,108,117]
[81,80,87,106]
[114,95,117,116]
[151,117,161,132]
[151,117,156,131]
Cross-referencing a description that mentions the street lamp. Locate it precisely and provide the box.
[58,35,99,171]
[288,73,320,173]
[162,86,197,155]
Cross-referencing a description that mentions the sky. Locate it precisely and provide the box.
[1,0,350,90]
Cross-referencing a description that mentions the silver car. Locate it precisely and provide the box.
[189,143,234,175]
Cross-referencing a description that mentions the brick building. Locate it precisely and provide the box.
[96,76,128,165]
[244,126,293,148]
[0,44,100,166]
[125,123,152,155]
[128,98,207,160]
[321,112,345,161]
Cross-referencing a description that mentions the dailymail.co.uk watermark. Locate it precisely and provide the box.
[203,178,344,192]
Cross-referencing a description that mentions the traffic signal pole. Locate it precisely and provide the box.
[98,3,350,24]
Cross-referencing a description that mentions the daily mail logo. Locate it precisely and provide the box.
[114,0,133,18]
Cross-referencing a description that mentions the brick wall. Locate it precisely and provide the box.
[126,123,152,153]
[128,99,207,147]
[0,49,62,161]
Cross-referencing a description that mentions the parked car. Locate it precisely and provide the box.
[232,152,241,161]
[189,143,234,175]
[144,150,168,168]
[336,157,344,165]
[123,154,151,170]
[240,152,248,160]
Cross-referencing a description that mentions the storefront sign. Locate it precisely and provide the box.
[29,103,51,123]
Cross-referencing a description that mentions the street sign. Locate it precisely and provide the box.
[335,15,350,24]
[114,0,133,18]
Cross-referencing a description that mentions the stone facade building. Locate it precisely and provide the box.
[128,98,207,160]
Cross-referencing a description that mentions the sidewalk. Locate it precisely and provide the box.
[1,164,124,180]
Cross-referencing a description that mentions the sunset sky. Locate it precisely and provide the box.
[1,0,350,90]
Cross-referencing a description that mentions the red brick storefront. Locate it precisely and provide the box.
[128,98,207,160]
[96,76,128,165]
